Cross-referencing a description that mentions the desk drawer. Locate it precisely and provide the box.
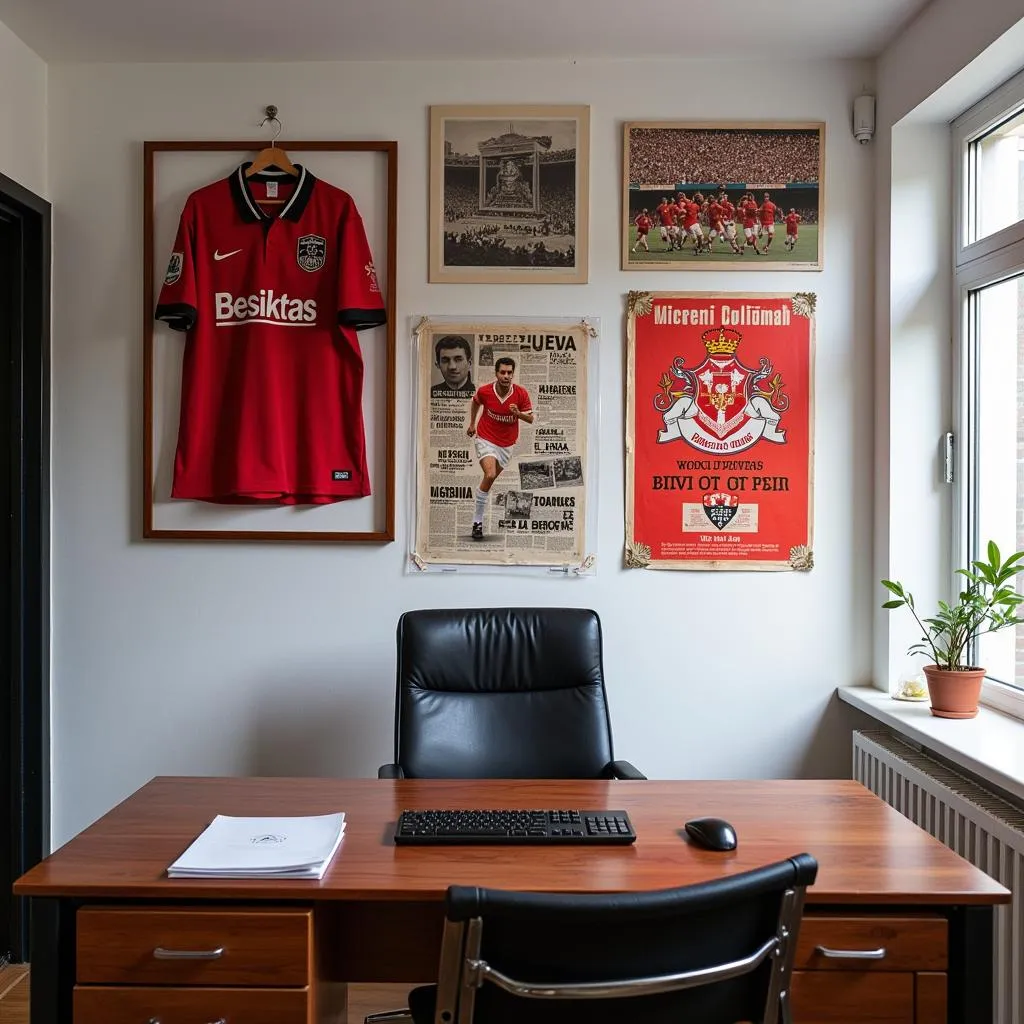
[76,908,311,986]
[796,914,947,971]
[74,985,310,1024]
[791,971,915,1022]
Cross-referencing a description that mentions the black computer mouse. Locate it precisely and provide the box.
[684,816,738,851]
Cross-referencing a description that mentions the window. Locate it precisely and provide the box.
[965,108,1024,246]
[954,68,1024,718]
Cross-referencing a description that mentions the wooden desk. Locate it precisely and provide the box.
[14,777,1009,1024]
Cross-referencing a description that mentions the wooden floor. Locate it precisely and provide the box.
[0,965,29,1024]
[0,969,409,1024]
[348,985,414,1022]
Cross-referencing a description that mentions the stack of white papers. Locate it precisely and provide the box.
[168,813,346,879]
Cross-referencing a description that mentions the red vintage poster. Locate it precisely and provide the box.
[625,291,814,571]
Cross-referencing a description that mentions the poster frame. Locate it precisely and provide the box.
[409,315,599,576]
[625,290,815,571]
[429,105,590,285]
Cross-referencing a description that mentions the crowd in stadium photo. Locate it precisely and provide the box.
[442,231,575,268]
[628,127,820,186]
[537,181,575,235]
[540,148,575,163]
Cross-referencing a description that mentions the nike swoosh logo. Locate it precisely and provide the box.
[213,249,242,261]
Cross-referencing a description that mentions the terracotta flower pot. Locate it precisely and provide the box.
[922,664,986,719]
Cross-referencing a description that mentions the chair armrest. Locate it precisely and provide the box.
[377,763,405,779]
[605,760,647,780]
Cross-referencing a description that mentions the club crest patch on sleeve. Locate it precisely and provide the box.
[164,252,183,285]
[296,234,327,272]
[364,262,380,293]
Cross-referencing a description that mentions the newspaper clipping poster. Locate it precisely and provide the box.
[414,319,593,569]
[625,291,814,571]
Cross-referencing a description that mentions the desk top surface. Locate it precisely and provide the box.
[14,776,1010,905]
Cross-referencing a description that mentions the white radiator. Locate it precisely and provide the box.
[853,730,1024,1023]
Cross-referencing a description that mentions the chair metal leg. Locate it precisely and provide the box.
[779,990,793,1024]
[364,1010,413,1024]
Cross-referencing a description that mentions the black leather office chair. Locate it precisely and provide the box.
[394,853,818,1024]
[377,607,644,780]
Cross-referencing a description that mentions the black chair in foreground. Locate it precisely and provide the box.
[389,853,819,1024]
[377,607,644,780]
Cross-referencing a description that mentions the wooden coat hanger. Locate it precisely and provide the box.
[246,106,298,204]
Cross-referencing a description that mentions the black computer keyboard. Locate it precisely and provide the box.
[393,808,636,845]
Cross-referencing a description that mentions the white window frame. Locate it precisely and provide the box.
[952,66,1024,723]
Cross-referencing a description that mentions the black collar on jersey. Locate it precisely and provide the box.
[229,163,316,223]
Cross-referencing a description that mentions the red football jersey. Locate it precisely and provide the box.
[155,163,385,505]
[759,200,778,225]
[785,213,801,233]
[474,382,532,447]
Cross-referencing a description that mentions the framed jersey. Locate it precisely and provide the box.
[144,139,397,541]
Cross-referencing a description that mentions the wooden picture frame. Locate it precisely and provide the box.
[143,140,397,542]
[622,121,824,272]
[429,104,589,284]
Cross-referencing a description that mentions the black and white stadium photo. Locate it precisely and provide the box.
[518,460,557,490]
[622,121,824,271]
[553,456,583,487]
[430,105,590,284]
[503,490,535,519]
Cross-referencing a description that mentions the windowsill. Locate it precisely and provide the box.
[837,684,1024,805]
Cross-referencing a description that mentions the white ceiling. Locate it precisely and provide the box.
[0,0,931,63]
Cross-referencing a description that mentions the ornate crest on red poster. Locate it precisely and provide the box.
[655,327,789,455]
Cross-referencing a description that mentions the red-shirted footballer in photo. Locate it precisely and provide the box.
[472,379,532,448]
[155,163,386,504]
[465,358,534,541]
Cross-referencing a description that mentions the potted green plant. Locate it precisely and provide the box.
[881,541,1024,718]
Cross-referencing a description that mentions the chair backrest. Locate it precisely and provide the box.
[393,607,615,778]
[434,853,818,1024]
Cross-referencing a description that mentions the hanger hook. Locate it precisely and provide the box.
[258,105,283,146]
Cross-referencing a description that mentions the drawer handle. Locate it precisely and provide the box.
[147,1020,225,1024]
[815,945,887,960]
[152,946,225,960]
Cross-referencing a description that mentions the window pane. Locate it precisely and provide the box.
[969,108,1024,244]
[970,273,1024,689]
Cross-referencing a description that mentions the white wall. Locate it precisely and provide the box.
[873,2,1024,688]
[47,58,873,847]
[0,17,46,196]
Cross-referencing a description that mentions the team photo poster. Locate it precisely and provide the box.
[413,319,593,570]
[429,105,590,285]
[622,122,824,272]
[625,292,815,571]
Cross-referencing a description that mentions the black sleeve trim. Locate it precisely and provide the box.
[338,308,387,331]
[155,303,197,332]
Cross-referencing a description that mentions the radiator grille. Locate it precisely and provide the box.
[853,730,1024,1023]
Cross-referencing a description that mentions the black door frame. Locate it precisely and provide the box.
[0,170,50,964]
